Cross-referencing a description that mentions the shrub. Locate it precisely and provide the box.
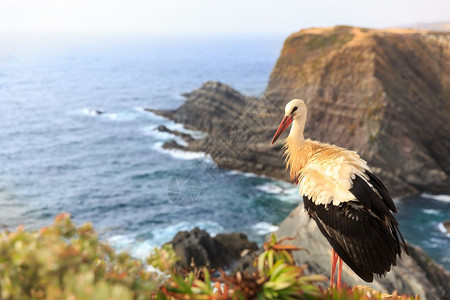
[0,214,418,299]
[0,213,157,299]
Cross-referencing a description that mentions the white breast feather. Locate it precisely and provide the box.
[299,150,371,205]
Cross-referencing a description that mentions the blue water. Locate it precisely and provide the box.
[0,34,448,269]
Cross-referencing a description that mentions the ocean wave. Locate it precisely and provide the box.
[152,142,207,160]
[421,193,450,203]
[255,181,300,203]
[108,221,224,260]
[256,184,284,194]
[81,108,143,122]
[140,108,207,139]
[422,208,441,215]
[252,222,279,235]
[103,113,119,120]
[141,125,188,146]
[165,123,207,140]
[437,223,450,236]
[134,107,169,121]
[226,169,267,179]
[82,108,103,116]
[277,192,302,204]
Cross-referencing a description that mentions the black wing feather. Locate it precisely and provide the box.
[303,173,408,282]
[366,171,397,213]
[350,175,391,216]
[351,173,408,255]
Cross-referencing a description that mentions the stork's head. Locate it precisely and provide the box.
[271,99,306,144]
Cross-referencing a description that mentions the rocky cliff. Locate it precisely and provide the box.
[266,26,450,195]
[147,81,289,180]
[150,26,450,196]
[148,27,450,298]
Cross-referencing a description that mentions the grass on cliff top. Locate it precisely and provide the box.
[305,28,354,51]
[0,213,418,300]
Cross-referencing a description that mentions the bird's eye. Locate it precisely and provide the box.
[291,106,298,113]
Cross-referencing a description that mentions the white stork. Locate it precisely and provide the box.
[271,99,408,288]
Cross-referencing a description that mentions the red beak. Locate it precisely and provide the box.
[271,115,293,144]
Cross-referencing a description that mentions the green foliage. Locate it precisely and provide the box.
[147,244,179,274]
[150,235,418,300]
[305,31,353,51]
[0,215,418,300]
[258,235,325,299]
[0,213,158,299]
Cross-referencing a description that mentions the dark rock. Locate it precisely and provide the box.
[162,140,186,151]
[85,109,103,116]
[150,81,250,133]
[214,232,258,259]
[233,249,262,275]
[156,125,172,133]
[443,220,450,234]
[156,125,194,142]
[168,228,258,270]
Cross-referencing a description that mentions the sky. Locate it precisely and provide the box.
[1,0,449,35]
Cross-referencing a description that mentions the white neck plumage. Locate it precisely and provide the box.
[288,113,307,145]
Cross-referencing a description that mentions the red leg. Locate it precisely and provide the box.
[337,257,343,289]
[330,248,338,287]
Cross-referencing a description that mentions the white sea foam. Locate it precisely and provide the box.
[135,107,166,121]
[437,223,450,236]
[252,222,279,235]
[142,125,188,146]
[152,142,207,160]
[226,169,267,179]
[422,208,440,215]
[104,110,146,122]
[166,123,207,140]
[140,108,207,139]
[421,193,450,203]
[103,113,119,120]
[277,189,302,204]
[108,234,135,247]
[256,184,284,194]
[82,108,103,116]
[81,107,142,122]
[108,221,224,260]
[255,181,300,204]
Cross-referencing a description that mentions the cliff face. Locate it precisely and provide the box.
[149,26,450,297]
[153,26,450,196]
[266,26,450,195]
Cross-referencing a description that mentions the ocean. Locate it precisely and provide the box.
[0,33,448,269]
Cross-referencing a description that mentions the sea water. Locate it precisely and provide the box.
[0,33,448,269]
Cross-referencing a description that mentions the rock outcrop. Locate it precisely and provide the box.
[167,218,450,299]
[168,227,258,270]
[274,205,450,300]
[443,220,450,234]
[151,26,450,197]
[155,125,194,143]
[148,81,291,181]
